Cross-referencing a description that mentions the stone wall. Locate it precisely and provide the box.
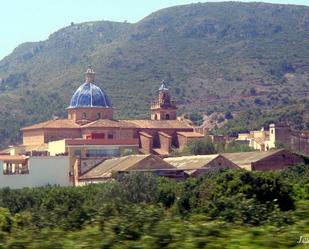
[23,130,45,146]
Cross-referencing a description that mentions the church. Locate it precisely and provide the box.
[20,67,205,158]
[0,67,304,188]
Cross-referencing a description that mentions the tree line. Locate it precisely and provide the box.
[0,163,308,248]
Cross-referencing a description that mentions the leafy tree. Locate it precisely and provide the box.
[224,141,255,152]
[0,168,307,247]
[225,111,233,120]
[189,113,204,126]
[185,138,216,155]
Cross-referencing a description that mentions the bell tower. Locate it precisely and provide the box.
[150,80,177,120]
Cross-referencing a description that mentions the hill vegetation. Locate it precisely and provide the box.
[0,2,309,147]
[0,166,308,248]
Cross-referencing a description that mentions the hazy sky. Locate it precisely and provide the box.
[1,0,308,60]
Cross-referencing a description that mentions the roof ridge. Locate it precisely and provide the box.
[109,156,132,168]
[167,154,219,159]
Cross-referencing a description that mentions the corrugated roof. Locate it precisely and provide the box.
[222,149,284,166]
[80,154,175,179]
[165,154,219,169]
[22,119,80,130]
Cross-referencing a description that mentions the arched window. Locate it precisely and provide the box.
[154,114,158,120]
[165,114,170,120]
[97,113,101,119]
[82,113,87,119]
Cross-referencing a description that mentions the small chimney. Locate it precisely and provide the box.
[85,65,95,83]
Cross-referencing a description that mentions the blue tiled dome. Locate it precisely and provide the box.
[69,82,112,108]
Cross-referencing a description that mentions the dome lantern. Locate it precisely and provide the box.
[85,65,95,83]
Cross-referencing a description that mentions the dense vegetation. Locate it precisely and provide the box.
[0,2,309,147]
[0,165,308,248]
[218,99,309,137]
[172,137,254,156]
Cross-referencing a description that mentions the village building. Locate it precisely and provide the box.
[15,67,205,171]
[77,154,184,185]
[222,149,303,171]
[20,67,200,159]
[0,67,306,188]
[164,154,240,177]
[236,126,273,151]
[0,67,205,187]
[0,155,69,188]
[236,123,309,155]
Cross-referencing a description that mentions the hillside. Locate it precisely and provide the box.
[0,2,309,146]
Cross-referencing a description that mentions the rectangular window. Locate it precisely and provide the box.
[86,148,120,157]
[3,162,29,175]
[74,149,81,156]
[107,133,114,139]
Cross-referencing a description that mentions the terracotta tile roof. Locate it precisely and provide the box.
[158,132,172,138]
[139,132,153,138]
[124,120,193,129]
[177,132,204,138]
[22,119,80,131]
[22,118,193,131]
[0,155,28,162]
[82,119,138,128]
[252,137,266,145]
[82,119,193,129]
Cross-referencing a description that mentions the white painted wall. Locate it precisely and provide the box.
[0,156,71,189]
[48,140,66,156]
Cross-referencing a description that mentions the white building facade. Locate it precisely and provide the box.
[0,156,71,189]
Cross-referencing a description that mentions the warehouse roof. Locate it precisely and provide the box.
[222,149,286,170]
[79,154,175,180]
[165,154,219,169]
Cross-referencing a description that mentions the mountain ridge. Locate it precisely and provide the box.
[0,1,308,147]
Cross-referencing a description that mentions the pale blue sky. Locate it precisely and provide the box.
[0,0,308,60]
